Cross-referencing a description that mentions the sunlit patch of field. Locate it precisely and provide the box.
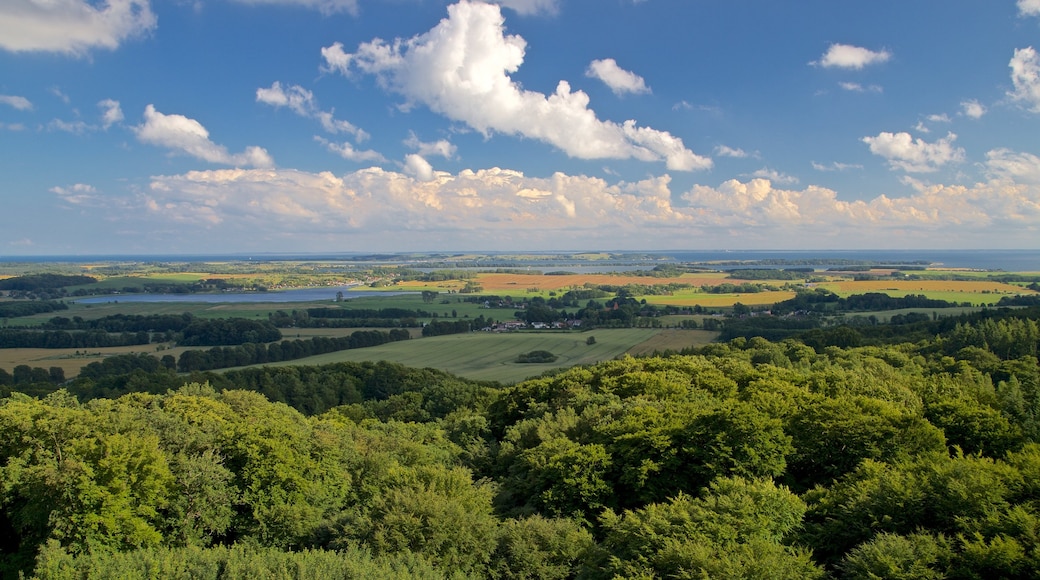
[625,330,719,356]
[814,280,1035,304]
[642,291,798,308]
[469,272,733,292]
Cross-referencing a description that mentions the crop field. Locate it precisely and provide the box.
[817,279,1032,305]
[390,272,733,294]
[642,290,798,308]
[624,329,719,356]
[261,328,663,383]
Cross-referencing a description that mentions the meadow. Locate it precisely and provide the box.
[261,328,698,383]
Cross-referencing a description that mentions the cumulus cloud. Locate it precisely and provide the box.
[323,1,710,171]
[135,166,1040,249]
[986,148,1040,183]
[961,99,987,119]
[813,43,892,69]
[1020,0,1040,17]
[256,81,367,139]
[403,154,437,181]
[405,133,456,159]
[1008,47,1040,113]
[0,95,33,111]
[586,58,651,95]
[135,105,274,168]
[315,136,386,163]
[750,168,799,185]
[0,0,156,55]
[715,145,748,158]
[861,131,965,173]
[98,99,123,128]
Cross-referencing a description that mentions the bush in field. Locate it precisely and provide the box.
[515,350,557,363]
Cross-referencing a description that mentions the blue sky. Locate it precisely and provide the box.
[1,0,1039,255]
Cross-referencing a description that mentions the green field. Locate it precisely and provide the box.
[262,329,664,383]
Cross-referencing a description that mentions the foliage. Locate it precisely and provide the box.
[0,304,1039,577]
[0,275,97,291]
[515,350,558,363]
[0,301,68,319]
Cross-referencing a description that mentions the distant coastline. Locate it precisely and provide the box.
[2,249,1038,272]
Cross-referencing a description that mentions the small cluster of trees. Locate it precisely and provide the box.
[0,300,68,319]
[0,329,151,349]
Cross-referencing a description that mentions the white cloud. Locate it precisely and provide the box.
[750,168,799,185]
[487,0,559,16]
[715,145,748,158]
[812,161,862,172]
[861,131,965,173]
[1008,47,1040,113]
[135,166,1040,249]
[838,82,882,93]
[586,58,651,95]
[49,119,91,134]
[986,148,1040,183]
[323,1,710,171]
[135,105,274,168]
[405,133,456,158]
[51,87,71,104]
[315,136,386,163]
[0,123,26,131]
[0,0,156,55]
[961,99,987,119]
[257,81,367,140]
[230,0,359,16]
[926,113,951,123]
[813,43,892,69]
[50,183,98,205]
[98,99,123,128]
[1020,0,1040,17]
[0,95,32,111]
[403,154,436,181]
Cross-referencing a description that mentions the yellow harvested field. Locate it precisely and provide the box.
[823,280,1028,294]
[468,272,731,291]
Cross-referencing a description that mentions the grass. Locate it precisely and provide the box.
[260,328,665,383]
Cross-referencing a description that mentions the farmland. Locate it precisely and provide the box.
[1,255,1038,379]
[261,328,689,383]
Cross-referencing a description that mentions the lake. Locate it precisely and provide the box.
[74,287,417,304]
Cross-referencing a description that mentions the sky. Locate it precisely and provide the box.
[1,0,1039,255]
